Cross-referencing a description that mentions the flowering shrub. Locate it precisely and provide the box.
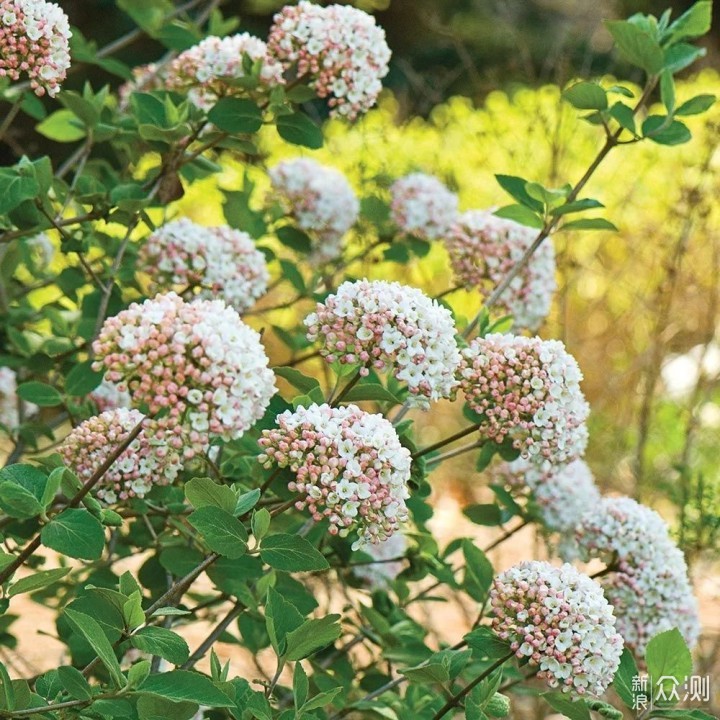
[0,1,715,719]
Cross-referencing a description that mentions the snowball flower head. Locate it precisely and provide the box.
[0,366,35,432]
[89,379,132,413]
[446,211,556,331]
[267,1,390,120]
[353,532,408,589]
[390,173,459,241]
[139,218,269,312]
[0,0,71,96]
[60,409,184,504]
[496,458,599,536]
[23,232,54,271]
[259,403,411,549]
[93,292,276,460]
[269,158,359,263]
[491,560,623,696]
[459,334,589,466]
[305,279,461,408]
[575,497,700,657]
[166,33,285,109]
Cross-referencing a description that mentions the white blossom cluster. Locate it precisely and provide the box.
[305,279,461,408]
[491,560,624,696]
[446,210,556,331]
[267,1,391,119]
[353,532,408,589]
[390,173,459,241]
[259,403,411,549]
[459,334,589,466]
[574,497,700,656]
[269,158,359,263]
[140,218,269,312]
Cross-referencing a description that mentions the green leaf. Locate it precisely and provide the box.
[494,175,543,211]
[293,661,309,710]
[642,116,692,145]
[675,94,716,116]
[140,670,235,707]
[131,627,190,666]
[342,383,401,404]
[235,488,261,517]
[251,508,271,541]
[463,503,503,526]
[665,1,712,44]
[285,615,342,661]
[64,608,124,687]
[127,660,151,689]
[562,81,608,110]
[184,477,237,514]
[36,109,87,142]
[605,20,664,74]
[17,381,62,407]
[0,661,14,712]
[608,102,637,134]
[645,628,692,696]
[136,695,200,720]
[260,533,329,572]
[274,367,321,395]
[265,587,304,655]
[285,84,317,103]
[543,693,591,720]
[57,665,93,700]
[493,205,544,229]
[0,163,39,215]
[462,540,494,603]
[613,648,639,709]
[65,361,104,396]
[464,627,512,661]
[275,226,313,253]
[8,567,70,597]
[663,43,706,73]
[660,70,676,114]
[401,660,450,685]
[300,687,343,713]
[187,506,248,559]
[560,218,618,231]
[550,198,605,217]
[208,98,263,134]
[276,112,323,149]
[117,0,173,34]
[41,508,106,561]
[0,481,44,519]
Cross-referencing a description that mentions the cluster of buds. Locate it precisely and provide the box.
[269,158,359,263]
[390,173,459,241]
[305,279,461,408]
[140,218,269,312]
[60,409,183,504]
[93,292,276,460]
[445,211,556,331]
[259,403,411,549]
[0,0,71,96]
[490,560,624,696]
[459,334,589,466]
[267,1,391,120]
[575,497,700,656]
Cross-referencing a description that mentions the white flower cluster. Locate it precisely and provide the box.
[259,403,411,549]
[305,279,461,408]
[269,158,359,263]
[267,1,391,119]
[353,532,408,589]
[93,292,276,459]
[497,458,600,535]
[0,0,71,97]
[166,33,285,110]
[459,334,589,467]
[491,560,624,696]
[390,173,459,241]
[446,210,556,331]
[0,367,21,432]
[575,497,700,657]
[140,218,269,313]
